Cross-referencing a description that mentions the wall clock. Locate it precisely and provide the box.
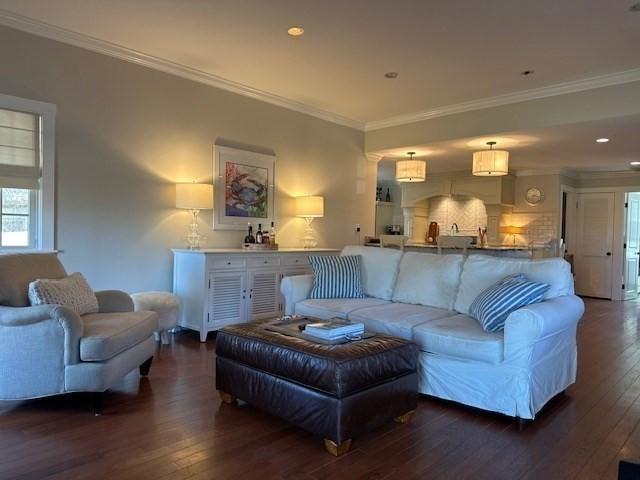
[525,187,544,205]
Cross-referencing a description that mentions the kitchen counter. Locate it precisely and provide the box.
[404,243,532,251]
[405,243,535,258]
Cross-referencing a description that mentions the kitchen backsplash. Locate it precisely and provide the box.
[508,212,558,245]
[428,195,488,235]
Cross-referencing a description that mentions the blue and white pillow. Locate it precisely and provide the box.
[308,255,365,299]
[469,274,550,332]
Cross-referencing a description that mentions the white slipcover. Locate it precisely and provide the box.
[295,298,389,320]
[348,303,455,340]
[454,255,574,314]
[341,246,402,300]
[392,253,464,310]
[412,314,504,364]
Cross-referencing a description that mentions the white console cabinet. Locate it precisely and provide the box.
[172,248,337,342]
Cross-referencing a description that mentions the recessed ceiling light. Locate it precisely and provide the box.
[385,72,399,79]
[287,26,304,37]
[631,161,640,165]
[520,70,535,76]
[596,138,610,143]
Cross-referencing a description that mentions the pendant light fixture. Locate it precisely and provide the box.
[472,141,509,176]
[396,151,426,182]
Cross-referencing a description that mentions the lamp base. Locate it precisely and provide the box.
[302,217,318,249]
[185,209,205,250]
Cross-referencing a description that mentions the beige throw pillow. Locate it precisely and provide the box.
[29,272,99,316]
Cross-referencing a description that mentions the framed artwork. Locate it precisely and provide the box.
[213,145,276,230]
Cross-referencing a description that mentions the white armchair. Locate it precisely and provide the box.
[0,253,158,413]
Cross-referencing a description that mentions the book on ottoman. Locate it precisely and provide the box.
[304,319,365,340]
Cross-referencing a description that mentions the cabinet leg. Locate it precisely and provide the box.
[200,331,208,343]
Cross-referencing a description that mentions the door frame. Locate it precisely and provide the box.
[623,192,640,300]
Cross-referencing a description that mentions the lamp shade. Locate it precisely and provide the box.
[176,183,213,210]
[396,159,426,182]
[499,225,524,235]
[295,195,324,217]
[472,149,509,176]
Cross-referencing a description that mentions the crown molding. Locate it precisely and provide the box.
[365,68,640,131]
[4,9,640,135]
[0,10,365,130]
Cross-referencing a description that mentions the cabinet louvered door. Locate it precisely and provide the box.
[247,270,281,321]
[208,271,246,330]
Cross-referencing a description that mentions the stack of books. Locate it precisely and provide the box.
[304,319,365,341]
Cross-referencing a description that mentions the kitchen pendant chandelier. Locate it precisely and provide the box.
[472,141,509,176]
[396,151,426,182]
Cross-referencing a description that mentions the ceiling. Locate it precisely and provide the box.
[376,114,640,180]
[0,0,639,125]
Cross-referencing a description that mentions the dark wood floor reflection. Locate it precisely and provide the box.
[1,298,639,479]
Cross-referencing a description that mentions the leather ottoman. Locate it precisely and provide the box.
[215,321,419,456]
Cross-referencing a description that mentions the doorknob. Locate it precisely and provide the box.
[606,252,612,256]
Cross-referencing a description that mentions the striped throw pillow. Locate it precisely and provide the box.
[309,255,365,299]
[469,274,550,333]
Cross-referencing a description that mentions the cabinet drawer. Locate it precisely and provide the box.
[212,257,245,270]
[247,256,281,268]
[281,255,309,267]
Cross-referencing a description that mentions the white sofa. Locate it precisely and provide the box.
[280,246,584,420]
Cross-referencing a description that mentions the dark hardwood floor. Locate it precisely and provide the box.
[1,298,639,479]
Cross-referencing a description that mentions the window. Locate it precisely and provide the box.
[1,188,35,247]
[0,94,55,250]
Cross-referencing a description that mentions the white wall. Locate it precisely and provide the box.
[0,25,375,292]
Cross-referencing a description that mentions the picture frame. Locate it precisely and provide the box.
[213,145,276,230]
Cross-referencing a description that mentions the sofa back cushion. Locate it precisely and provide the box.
[341,246,403,300]
[0,253,67,307]
[392,252,464,310]
[454,255,574,314]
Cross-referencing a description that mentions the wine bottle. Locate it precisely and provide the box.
[385,188,391,202]
[262,225,270,244]
[256,224,263,244]
[270,221,277,245]
[244,223,255,244]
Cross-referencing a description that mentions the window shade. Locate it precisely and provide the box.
[0,108,40,189]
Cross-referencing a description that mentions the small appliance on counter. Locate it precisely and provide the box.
[386,225,402,235]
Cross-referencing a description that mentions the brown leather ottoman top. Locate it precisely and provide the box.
[216,321,418,398]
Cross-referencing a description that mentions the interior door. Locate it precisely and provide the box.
[574,192,615,299]
[624,193,640,300]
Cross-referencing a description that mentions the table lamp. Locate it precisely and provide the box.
[176,182,213,250]
[500,225,524,245]
[295,195,324,248]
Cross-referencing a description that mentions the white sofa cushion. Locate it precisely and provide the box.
[294,298,389,320]
[392,253,464,310]
[341,246,402,301]
[454,255,574,314]
[412,314,504,364]
[348,302,456,340]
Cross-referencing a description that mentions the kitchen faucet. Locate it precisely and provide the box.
[451,223,459,234]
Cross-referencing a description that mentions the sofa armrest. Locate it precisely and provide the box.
[505,295,584,339]
[280,274,313,315]
[95,290,134,313]
[0,304,83,365]
[504,295,584,364]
